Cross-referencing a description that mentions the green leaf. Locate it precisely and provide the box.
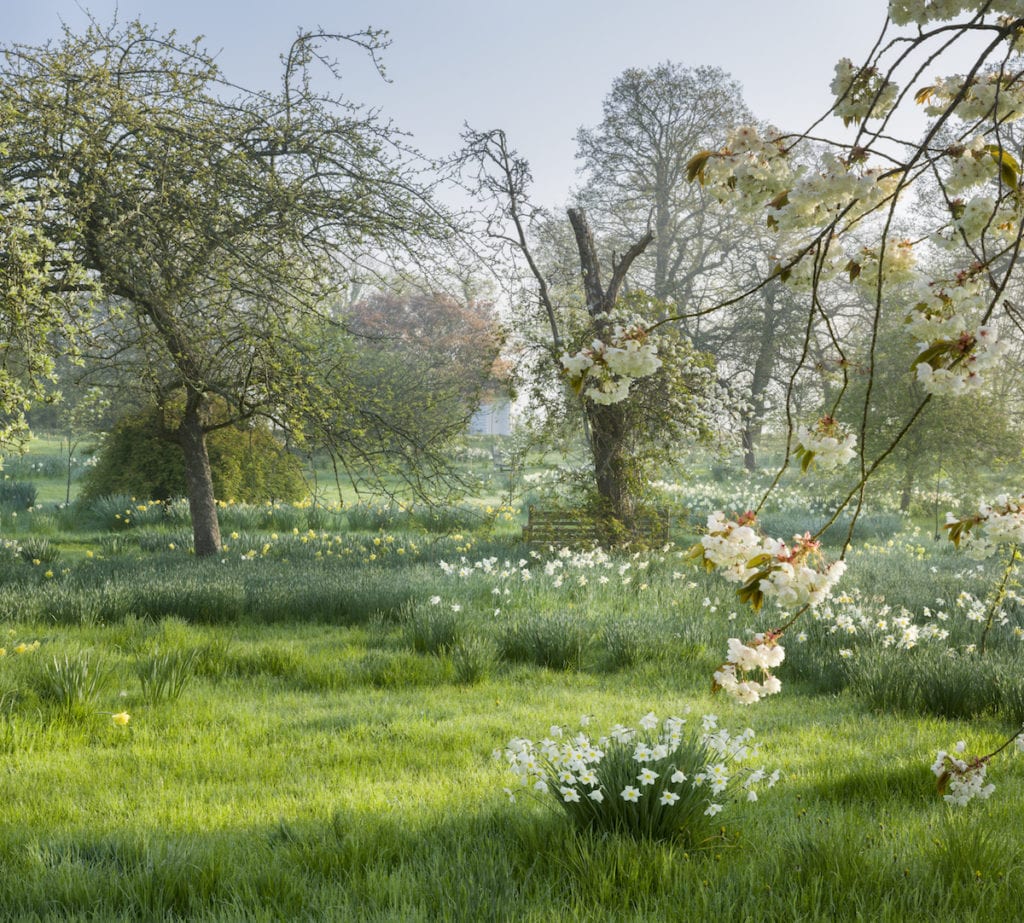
[912,341,952,371]
[685,150,714,184]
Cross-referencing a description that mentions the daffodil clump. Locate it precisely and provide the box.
[0,638,40,657]
[498,710,778,842]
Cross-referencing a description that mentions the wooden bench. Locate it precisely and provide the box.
[521,506,670,547]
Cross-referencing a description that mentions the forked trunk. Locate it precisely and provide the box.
[566,208,652,540]
[178,389,222,556]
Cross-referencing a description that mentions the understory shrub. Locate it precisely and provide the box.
[79,403,305,504]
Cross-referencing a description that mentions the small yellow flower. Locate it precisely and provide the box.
[111,712,131,726]
[44,570,54,579]
[14,643,28,654]
[85,550,94,559]
[0,648,6,657]
[168,543,176,550]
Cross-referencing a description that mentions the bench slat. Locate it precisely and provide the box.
[523,505,669,546]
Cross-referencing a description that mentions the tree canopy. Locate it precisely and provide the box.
[0,17,459,553]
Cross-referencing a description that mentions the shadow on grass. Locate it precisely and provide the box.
[802,762,936,806]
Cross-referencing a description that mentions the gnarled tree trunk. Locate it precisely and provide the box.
[567,208,652,533]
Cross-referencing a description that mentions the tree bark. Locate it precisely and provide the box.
[566,208,652,533]
[899,467,915,514]
[178,388,222,556]
[588,401,635,528]
[742,288,779,471]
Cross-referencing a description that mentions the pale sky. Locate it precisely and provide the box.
[4,1,892,207]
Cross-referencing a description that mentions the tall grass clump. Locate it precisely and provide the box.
[344,502,405,532]
[914,652,1004,719]
[401,601,464,655]
[136,647,200,704]
[18,537,61,565]
[302,503,347,532]
[39,652,106,714]
[450,635,497,684]
[411,503,482,534]
[599,617,663,671]
[498,612,590,670]
[76,495,166,532]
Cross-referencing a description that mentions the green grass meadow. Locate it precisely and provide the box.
[0,451,1022,920]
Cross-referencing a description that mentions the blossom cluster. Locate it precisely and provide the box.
[713,634,785,705]
[695,510,763,584]
[830,58,898,125]
[846,237,917,295]
[693,512,847,703]
[693,512,847,612]
[931,741,995,806]
[943,136,1001,196]
[920,71,1024,124]
[912,324,1007,397]
[889,1,1024,27]
[945,491,1024,555]
[560,321,662,405]
[693,127,899,240]
[498,711,778,838]
[793,416,858,472]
